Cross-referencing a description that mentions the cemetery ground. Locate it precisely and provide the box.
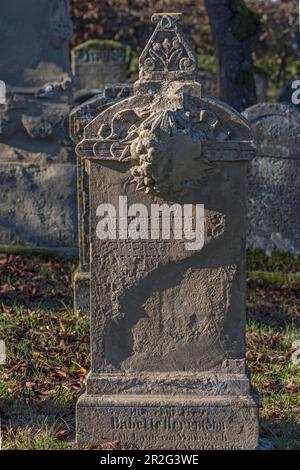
[0,251,299,450]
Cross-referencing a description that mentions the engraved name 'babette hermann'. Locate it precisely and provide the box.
[96,196,205,251]
[111,414,226,433]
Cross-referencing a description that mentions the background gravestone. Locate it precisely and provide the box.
[277,78,300,111]
[254,71,268,103]
[199,70,218,98]
[0,0,77,255]
[242,102,300,255]
[71,40,129,102]
[70,83,133,314]
[74,13,259,449]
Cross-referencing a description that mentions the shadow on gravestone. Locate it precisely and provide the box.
[70,83,133,314]
[0,0,77,256]
[73,13,259,449]
[242,102,300,255]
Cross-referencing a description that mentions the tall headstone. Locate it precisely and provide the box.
[0,0,76,255]
[71,40,128,102]
[75,13,259,450]
[70,84,133,314]
[242,103,300,255]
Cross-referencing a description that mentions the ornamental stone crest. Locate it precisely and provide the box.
[139,13,197,81]
[76,13,255,195]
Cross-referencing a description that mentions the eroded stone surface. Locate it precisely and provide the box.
[77,396,259,450]
[0,162,77,252]
[0,0,76,254]
[242,103,300,255]
[75,13,259,449]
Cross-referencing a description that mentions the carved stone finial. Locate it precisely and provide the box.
[151,12,182,27]
[139,12,197,83]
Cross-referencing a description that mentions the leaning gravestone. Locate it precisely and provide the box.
[70,84,133,314]
[0,0,76,255]
[71,40,128,102]
[74,13,259,449]
[242,103,300,255]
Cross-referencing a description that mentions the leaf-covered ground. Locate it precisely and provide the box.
[0,251,299,450]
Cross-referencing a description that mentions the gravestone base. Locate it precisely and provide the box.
[76,392,259,449]
[74,271,90,314]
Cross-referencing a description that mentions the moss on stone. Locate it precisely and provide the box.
[73,39,126,50]
[72,39,131,65]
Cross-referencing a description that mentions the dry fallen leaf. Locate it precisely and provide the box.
[0,254,8,265]
[55,428,71,440]
[286,382,298,392]
[93,440,120,450]
[53,369,68,379]
[290,407,300,413]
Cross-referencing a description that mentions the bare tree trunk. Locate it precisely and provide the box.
[204,0,258,111]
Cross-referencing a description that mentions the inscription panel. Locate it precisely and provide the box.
[77,399,259,450]
[72,41,128,92]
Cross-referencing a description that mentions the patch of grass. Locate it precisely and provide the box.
[247,249,300,273]
[246,329,300,450]
[246,269,300,449]
[0,251,300,449]
[0,253,89,449]
[248,271,300,286]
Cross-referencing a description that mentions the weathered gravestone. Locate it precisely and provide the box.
[0,0,77,255]
[242,103,300,255]
[72,40,128,102]
[70,84,133,314]
[75,13,259,449]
